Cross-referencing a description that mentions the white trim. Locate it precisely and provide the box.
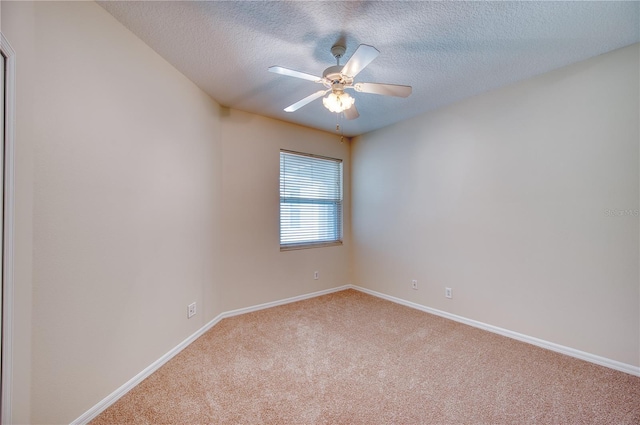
[72,282,639,424]
[71,285,350,425]
[348,285,640,377]
[218,285,350,320]
[1,33,16,425]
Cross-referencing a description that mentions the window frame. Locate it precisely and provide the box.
[279,149,344,251]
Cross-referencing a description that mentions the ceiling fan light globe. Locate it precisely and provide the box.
[322,92,355,113]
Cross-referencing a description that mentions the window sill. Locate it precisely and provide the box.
[280,241,343,251]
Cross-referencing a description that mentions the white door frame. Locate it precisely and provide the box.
[1,32,16,425]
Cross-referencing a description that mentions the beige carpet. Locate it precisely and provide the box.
[91,289,640,424]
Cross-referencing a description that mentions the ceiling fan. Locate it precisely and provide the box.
[269,43,412,120]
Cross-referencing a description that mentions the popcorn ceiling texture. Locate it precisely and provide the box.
[91,290,640,424]
[97,1,639,137]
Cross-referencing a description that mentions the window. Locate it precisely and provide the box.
[280,150,343,250]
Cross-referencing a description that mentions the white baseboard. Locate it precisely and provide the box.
[72,283,639,424]
[348,284,640,378]
[71,285,350,425]
[219,285,351,320]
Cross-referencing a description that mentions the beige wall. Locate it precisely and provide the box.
[3,0,637,423]
[1,3,35,424]
[3,1,350,423]
[219,109,350,311]
[5,1,223,423]
[352,44,640,367]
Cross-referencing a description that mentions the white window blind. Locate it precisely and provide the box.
[280,150,343,249]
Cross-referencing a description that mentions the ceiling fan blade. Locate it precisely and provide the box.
[269,66,322,83]
[354,82,412,98]
[341,44,380,79]
[343,104,359,120]
[284,90,328,112]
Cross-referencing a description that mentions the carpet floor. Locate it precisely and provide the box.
[91,289,640,424]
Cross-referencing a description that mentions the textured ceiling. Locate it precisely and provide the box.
[98,1,639,137]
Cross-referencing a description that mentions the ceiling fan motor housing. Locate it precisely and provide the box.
[322,65,353,92]
[323,44,355,93]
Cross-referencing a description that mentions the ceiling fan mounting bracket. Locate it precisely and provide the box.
[330,44,346,60]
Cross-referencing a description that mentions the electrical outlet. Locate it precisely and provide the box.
[445,287,452,299]
[412,279,418,290]
[188,302,196,318]
[314,271,319,280]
